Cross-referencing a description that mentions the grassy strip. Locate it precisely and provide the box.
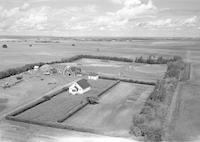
[8,86,69,117]
[99,76,156,86]
[97,80,120,97]
[57,101,89,123]
[0,55,133,80]
[57,80,120,123]
[179,63,191,81]
[6,115,97,135]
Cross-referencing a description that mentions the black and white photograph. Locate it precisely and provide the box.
[0,0,200,141]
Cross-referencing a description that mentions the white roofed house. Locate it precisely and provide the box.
[69,79,91,95]
[88,72,99,80]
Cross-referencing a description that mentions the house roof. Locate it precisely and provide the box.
[89,72,98,76]
[76,79,90,89]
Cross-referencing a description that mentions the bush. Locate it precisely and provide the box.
[16,75,23,80]
[132,114,145,126]
[135,55,175,64]
[145,126,162,142]
[2,44,8,48]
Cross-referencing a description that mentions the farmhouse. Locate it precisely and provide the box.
[69,79,91,95]
[88,72,99,80]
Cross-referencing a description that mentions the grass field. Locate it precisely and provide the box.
[168,63,200,141]
[55,58,166,82]
[13,79,116,123]
[64,82,154,137]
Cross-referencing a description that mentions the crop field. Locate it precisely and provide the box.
[64,82,154,137]
[11,79,116,123]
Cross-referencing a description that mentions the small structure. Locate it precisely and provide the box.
[87,96,99,104]
[34,66,39,71]
[69,79,91,95]
[88,72,99,80]
[40,64,57,75]
[63,66,81,76]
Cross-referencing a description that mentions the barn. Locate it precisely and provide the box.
[69,79,91,95]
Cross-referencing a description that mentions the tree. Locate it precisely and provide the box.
[2,44,8,48]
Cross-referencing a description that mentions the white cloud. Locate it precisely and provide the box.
[135,16,199,29]
[21,3,30,10]
[0,0,199,36]
[92,0,157,31]
[183,16,197,26]
[143,18,172,27]
[114,0,157,20]
[14,6,49,31]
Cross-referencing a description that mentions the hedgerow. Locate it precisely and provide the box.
[130,56,188,141]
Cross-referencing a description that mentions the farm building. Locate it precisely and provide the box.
[63,66,81,76]
[88,72,99,80]
[69,79,91,95]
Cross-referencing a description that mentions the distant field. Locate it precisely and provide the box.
[1,39,200,71]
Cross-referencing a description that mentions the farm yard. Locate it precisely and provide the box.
[56,58,166,82]
[0,37,200,142]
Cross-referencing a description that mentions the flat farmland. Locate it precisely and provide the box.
[2,38,200,142]
[57,58,167,82]
[14,79,116,123]
[169,63,200,141]
[64,82,154,137]
[1,39,200,71]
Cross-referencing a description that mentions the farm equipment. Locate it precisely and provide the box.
[86,96,99,104]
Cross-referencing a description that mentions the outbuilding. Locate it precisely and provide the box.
[69,79,91,95]
[88,72,99,80]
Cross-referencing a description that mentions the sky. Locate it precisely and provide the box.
[0,0,200,37]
